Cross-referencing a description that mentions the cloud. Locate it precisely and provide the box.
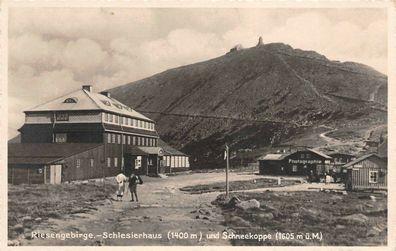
[7,8,388,138]
[62,38,110,80]
[222,11,387,73]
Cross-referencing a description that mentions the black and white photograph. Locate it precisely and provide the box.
[3,0,393,248]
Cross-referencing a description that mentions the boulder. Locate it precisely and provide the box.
[257,213,274,220]
[13,224,24,233]
[229,216,252,227]
[227,196,241,208]
[340,214,369,225]
[34,217,42,223]
[22,216,32,222]
[235,199,260,211]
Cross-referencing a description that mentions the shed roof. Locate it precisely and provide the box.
[343,153,386,168]
[158,139,187,156]
[25,87,153,122]
[138,146,163,155]
[306,148,332,159]
[258,153,289,160]
[8,143,102,164]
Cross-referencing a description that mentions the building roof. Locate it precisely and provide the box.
[258,153,289,160]
[138,146,163,155]
[343,153,385,168]
[158,139,187,156]
[124,145,149,156]
[25,87,153,122]
[306,148,332,159]
[328,152,356,157]
[8,143,102,165]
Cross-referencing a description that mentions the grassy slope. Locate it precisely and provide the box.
[8,181,116,239]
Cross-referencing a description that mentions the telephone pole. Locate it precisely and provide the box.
[225,144,230,199]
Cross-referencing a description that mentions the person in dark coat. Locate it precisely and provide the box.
[128,171,143,202]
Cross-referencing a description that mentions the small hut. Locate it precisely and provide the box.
[344,153,387,191]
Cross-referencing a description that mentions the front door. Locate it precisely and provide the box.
[50,165,62,184]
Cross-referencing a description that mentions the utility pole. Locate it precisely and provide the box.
[225,144,230,199]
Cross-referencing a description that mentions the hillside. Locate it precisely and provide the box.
[109,42,387,168]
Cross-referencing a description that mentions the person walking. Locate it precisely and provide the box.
[128,171,143,202]
[115,172,127,201]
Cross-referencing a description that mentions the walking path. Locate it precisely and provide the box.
[22,172,344,246]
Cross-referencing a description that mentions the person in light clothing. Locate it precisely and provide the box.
[115,172,128,201]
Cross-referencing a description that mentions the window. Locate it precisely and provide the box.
[132,119,136,127]
[107,157,111,167]
[139,120,142,128]
[132,136,136,145]
[109,114,113,122]
[122,135,126,144]
[115,115,119,124]
[145,138,148,146]
[56,113,69,121]
[300,154,305,159]
[121,117,125,124]
[117,134,121,144]
[121,157,124,168]
[55,133,67,143]
[127,135,131,145]
[369,171,378,183]
[111,134,116,144]
[114,157,118,167]
[137,137,141,146]
[104,113,108,122]
[90,159,94,167]
[64,97,78,103]
[292,165,298,172]
[143,121,146,129]
[76,159,81,168]
[306,153,311,159]
[107,133,111,143]
[128,118,131,126]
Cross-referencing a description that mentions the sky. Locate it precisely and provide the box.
[8,8,388,138]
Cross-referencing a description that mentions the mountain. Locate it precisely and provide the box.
[109,42,387,168]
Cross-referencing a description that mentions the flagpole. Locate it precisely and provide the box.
[226,144,230,199]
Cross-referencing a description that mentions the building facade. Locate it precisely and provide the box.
[344,154,387,191]
[258,149,332,176]
[9,85,189,184]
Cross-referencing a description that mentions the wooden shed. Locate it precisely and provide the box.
[344,153,387,191]
[8,143,104,184]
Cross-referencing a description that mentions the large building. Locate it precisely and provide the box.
[8,85,189,184]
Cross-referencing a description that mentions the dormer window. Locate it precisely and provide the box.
[101,100,111,106]
[64,97,78,103]
[113,103,123,109]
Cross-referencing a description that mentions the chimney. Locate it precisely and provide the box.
[100,91,111,98]
[82,85,93,92]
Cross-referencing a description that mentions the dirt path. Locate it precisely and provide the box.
[21,172,265,246]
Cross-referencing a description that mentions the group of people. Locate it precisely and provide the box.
[115,171,143,202]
